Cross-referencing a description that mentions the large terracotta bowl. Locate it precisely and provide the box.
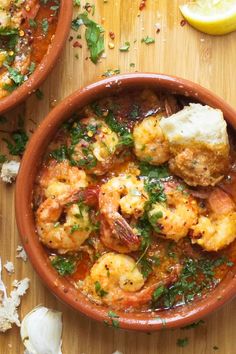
[15,73,236,331]
[0,1,72,114]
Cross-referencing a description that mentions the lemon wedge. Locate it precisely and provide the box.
[179,0,236,35]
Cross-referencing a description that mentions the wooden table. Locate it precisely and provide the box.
[1,1,236,353]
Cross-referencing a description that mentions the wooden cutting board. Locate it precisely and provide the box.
[1,1,236,353]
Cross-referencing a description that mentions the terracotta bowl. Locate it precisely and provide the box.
[15,73,236,331]
[0,1,73,114]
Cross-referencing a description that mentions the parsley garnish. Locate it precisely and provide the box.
[4,63,25,86]
[94,281,108,297]
[29,19,37,28]
[51,256,76,276]
[141,36,155,44]
[50,145,68,162]
[77,12,105,64]
[0,28,19,36]
[73,0,81,6]
[152,256,231,309]
[105,111,133,147]
[177,337,189,347]
[28,62,36,75]
[152,285,165,301]
[42,18,49,35]
[139,163,169,179]
[102,69,120,77]
[105,311,120,328]
[119,41,130,52]
[148,211,163,232]
[3,130,28,156]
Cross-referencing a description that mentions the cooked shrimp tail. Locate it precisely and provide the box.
[99,175,147,253]
[112,213,140,250]
[100,215,141,253]
[121,264,181,308]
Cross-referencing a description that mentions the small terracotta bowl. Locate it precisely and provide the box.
[15,73,236,331]
[0,1,73,114]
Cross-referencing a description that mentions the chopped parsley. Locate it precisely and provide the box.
[141,36,155,44]
[177,337,189,347]
[105,111,133,147]
[42,18,49,35]
[50,145,68,162]
[102,69,120,77]
[130,104,140,120]
[73,0,81,6]
[0,28,18,36]
[76,12,105,64]
[70,224,81,233]
[148,211,163,232]
[139,163,169,179]
[104,311,120,328]
[136,216,152,250]
[119,41,130,52]
[139,257,153,278]
[29,19,37,28]
[152,256,232,309]
[152,285,165,301]
[4,63,25,86]
[51,255,76,276]
[3,130,28,156]
[144,178,166,208]
[139,255,161,278]
[28,62,36,75]
[94,281,108,297]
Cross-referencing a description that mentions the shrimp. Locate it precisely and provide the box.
[39,160,88,199]
[82,252,180,309]
[69,117,120,175]
[36,192,92,254]
[133,115,170,165]
[148,181,199,241]
[99,175,148,253]
[190,188,236,251]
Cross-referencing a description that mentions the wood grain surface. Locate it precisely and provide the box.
[1,0,236,353]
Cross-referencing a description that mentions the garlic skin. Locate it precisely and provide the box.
[21,306,62,354]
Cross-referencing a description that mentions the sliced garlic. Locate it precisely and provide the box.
[21,306,62,354]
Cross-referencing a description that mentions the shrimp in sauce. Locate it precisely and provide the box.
[34,89,236,313]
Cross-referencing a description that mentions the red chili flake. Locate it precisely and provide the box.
[29,129,35,134]
[69,36,73,42]
[73,41,82,48]
[180,19,187,27]
[109,31,115,40]
[139,0,147,11]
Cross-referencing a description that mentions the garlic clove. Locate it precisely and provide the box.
[21,306,62,354]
